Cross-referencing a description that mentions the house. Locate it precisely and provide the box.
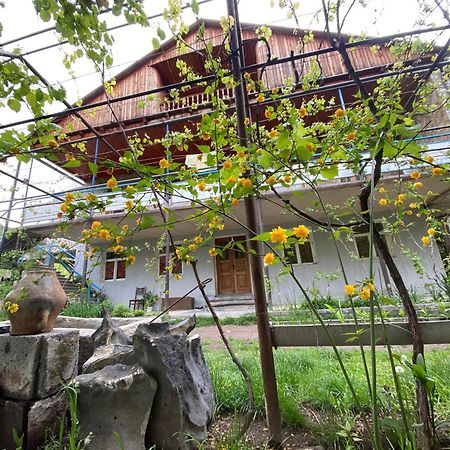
[20,20,450,307]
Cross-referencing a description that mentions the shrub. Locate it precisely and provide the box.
[61,300,113,318]
[112,304,134,317]
[133,309,145,317]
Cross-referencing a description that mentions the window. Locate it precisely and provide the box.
[283,239,316,264]
[159,245,182,276]
[353,223,387,259]
[105,252,127,280]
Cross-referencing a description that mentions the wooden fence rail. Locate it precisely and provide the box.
[271,320,450,347]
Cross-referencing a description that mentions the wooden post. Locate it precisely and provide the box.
[226,0,282,445]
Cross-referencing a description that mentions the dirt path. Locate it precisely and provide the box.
[195,324,257,342]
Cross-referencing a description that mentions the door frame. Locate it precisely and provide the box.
[214,234,253,296]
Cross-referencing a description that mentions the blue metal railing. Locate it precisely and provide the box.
[35,244,102,302]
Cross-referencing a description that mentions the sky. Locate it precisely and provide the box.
[0,0,448,226]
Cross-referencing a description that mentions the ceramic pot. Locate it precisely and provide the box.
[3,268,67,336]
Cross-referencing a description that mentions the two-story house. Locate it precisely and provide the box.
[21,20,449,307]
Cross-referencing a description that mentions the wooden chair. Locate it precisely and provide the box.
[129,287,146,310]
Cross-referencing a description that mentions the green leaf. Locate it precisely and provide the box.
[88,162,98,176]
[152,37,160,50]
[39,9,51,22]
[157,26,166,41]
[7,98,21,112]
[191,0,199,15]
[258,150,273,169]
[383,141,398,159]
[197,145,210,153]
[251,232,271,242]
[321,165,338,179]
[63,159,82,168]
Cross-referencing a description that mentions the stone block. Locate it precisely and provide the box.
[76,364,157,450]
[134,330,214,450]
[82,344,136,374]
[0,329,79,400]
[78,328,95,373]
[27,391,68,450]
[0,397,25,450]
[37,329,79,398]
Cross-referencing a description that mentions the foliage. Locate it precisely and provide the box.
[61,299,113,318]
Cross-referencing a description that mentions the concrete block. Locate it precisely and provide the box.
[0,329,79,400]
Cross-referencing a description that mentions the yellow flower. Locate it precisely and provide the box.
[121,224,129,232]
[378,198,388,206]
[125,200,134,211]
[264,109,272,119]
[64,192,75,203]
[125,185,135,193]
[298,106,307,118]
[424,155,434,163]
[410,171,421,180]
[284,174,292,183]
[174,273,182,280]
[243,72,251,80]
[409,202,418,209]
[60,203,69,213]
[264,252,275,265]
[202,133,211,141]
[237,151,246,159]
[256,94,265,102]
[397,194,406,201]
[270,226,287,244]
[209,248,218,257]
[223,160,232,170]
[406,210,413,215]
[159,158,170,169]
[244,117,250,126]
[107,177,118,190]
[269,128,279,139]
[267,175,276,185]
[367,282,375,292]
[188,244,196,251]
[198,181,206,191]
[116,236,123,244]
[427,228,435,236]
[227,176,237,184]
[378,187,385,193]
[346,131,356,141]
[4,302,19,314]
[344,284,356,296]
[231,197,239,206]
[126,255,136,265]
[86,193,96,203]
[293,225,310,239]
[271,87,279,94]
[432,167,444,176]
[91,221,101,230]
[99,229,111,240]
[421,236,431,246]
[241,178,252,188]
[335,108,345,118]
[112,245,124,254]
[359,287,371,300]
[413,182,423,189]
[194,236,203,244]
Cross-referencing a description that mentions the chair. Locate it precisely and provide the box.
[129,287,146,310]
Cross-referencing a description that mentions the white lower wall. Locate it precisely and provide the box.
[80,215,445,307]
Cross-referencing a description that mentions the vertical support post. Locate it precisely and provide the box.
[164,123,171,309]
[20,159,34,229]
[226,0,282,444]
[0,159,21,255]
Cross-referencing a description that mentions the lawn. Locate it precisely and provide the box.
[203,340,450,446]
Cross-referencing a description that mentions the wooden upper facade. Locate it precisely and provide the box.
[53,20,410,182]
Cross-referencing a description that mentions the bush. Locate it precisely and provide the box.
[61,300,113,318]
[112,304,134,317]
[133,309,145,317]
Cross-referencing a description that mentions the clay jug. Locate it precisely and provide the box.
[3,268,67,335]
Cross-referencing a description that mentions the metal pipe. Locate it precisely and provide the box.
[0,160,21,255]
[164,123,171,309]
[226,0,282,444]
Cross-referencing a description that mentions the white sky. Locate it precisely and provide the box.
[0,0,448,226]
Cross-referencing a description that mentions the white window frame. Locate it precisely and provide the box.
[104,252,127,281]
[283,235,316,265]
[352,222,389,259]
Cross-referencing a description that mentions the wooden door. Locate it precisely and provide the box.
[216,237,252,295]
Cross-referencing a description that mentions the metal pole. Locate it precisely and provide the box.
[226,0,282,444]
[164,123,171,309]
[0,159,21,255]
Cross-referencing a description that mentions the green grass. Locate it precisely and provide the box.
[204,340,450,444]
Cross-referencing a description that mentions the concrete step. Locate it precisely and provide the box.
[211,296,254,307]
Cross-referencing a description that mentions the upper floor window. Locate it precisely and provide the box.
[105,252,126,280]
